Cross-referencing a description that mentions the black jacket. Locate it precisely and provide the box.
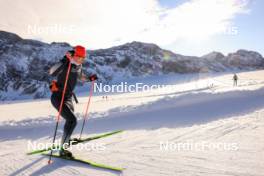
[50,55,83,98]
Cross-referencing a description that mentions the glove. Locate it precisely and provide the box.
[89,74,98,81]
[49,80,59,92]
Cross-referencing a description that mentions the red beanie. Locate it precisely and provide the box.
[74,45,86,58]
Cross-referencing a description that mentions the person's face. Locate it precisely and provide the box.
[74,56,85,64]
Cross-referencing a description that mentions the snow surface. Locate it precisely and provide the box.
[0,70,263,176]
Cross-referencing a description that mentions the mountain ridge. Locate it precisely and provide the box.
[0,30,263,100]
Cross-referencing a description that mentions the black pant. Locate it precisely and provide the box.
[51,92,77,145]
[234,80,237,86]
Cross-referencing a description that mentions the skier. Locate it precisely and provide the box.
[233,74,238,86]
[49,45,97,157]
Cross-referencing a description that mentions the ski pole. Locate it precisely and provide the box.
[79,80,95,139]
[48,58,72,164]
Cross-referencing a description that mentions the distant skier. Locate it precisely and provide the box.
[233,74,238,86]
[49,45,97,157]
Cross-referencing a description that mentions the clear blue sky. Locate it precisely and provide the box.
[159,0,188,8]
[159,0,264,56]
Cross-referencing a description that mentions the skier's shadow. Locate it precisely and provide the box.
[29,157,122,176]
[29,158,65,176]
[9,156,46,176]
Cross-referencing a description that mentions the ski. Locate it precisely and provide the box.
[42,153,124,172]
[27,130,123,155]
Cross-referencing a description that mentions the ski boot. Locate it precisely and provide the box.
[59,149,73,158]
[70,138,82,145]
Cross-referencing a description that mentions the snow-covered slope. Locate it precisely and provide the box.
[1,31,264,100]
[0,70,263,176]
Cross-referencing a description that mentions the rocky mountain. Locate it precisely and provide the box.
[0,31,263,100]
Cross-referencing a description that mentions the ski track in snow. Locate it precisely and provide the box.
[0,70,264,176]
